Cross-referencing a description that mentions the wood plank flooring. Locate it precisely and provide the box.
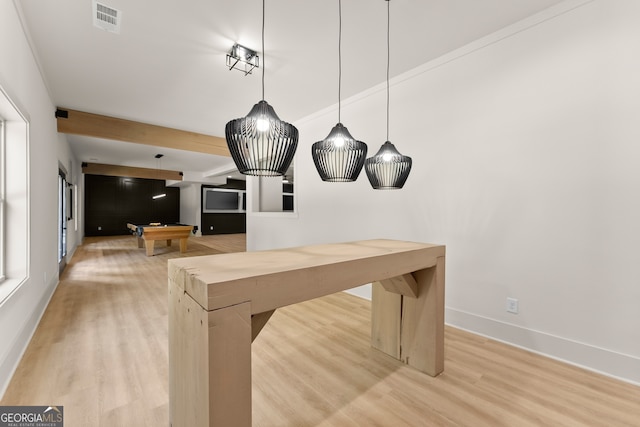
[2,234,639,426]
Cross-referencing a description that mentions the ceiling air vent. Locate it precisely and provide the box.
[93,1,121,33]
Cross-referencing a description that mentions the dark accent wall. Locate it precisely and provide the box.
[222,178,246,190]
[201,213,246,235]
[201,180,246,235]
[85,175,180,236]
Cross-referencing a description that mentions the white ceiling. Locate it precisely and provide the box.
[17,0,566,180]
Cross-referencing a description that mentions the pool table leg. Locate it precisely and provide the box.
[179,238,188,253]
[144,240,155,256]
[136,236,144,248]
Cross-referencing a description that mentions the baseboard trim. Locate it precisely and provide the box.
[0,276,59,399]
[446,307,640,386]
[344,285,371,301]
[341,288,640,386]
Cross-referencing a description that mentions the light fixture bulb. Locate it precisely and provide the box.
[256,117,270,132]
[382,152,394,161]
[334,136,345,147]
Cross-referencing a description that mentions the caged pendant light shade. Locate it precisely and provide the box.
[365,141,412,189]
[365,0,412,190]
[312,123,367,182]
[311,0,367,182]
[226,100,298,176]
[224,0,298,176]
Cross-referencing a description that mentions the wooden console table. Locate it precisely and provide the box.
[168,239,445,427]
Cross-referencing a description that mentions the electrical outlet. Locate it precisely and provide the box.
[506,297,519,314]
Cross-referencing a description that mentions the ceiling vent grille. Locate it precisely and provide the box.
[93,1,121,33]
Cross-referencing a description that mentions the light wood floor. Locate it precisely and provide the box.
[2,234,639,426]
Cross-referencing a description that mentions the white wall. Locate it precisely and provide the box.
[179,183,201,235]
[248,0,640,384]
[57,133,82,257]
[0,1,79,396]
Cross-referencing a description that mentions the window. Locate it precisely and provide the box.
[0,119,4,282]
[0,84,29,303]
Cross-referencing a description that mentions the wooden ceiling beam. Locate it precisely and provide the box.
[56,107,230,157]
[82,162,183,181]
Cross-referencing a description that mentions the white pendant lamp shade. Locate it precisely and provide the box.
[225,100,298,176]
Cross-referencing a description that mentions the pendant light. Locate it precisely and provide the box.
[311,0,367,182]
[365,0,412,189]
[152,154,166,200]
[225,0,299,176]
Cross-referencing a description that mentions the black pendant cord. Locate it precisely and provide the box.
[261,0,265,101]
[338,0,342,123]
[386,0,390,142]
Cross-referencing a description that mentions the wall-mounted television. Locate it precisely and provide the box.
[202,188,246,213]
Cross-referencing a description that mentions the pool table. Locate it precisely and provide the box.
[127,223,195,256]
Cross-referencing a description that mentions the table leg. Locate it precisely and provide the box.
[144,240,154,256]
[371,256,445,376]
[207,303,252,426]
[167,239,172,247]
[169,282,252,427]
[400,256,445,376]
[371,282,401,358]
[136,236,144,248]
[179,238,188,253]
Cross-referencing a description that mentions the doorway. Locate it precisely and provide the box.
[58,169,67,273]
